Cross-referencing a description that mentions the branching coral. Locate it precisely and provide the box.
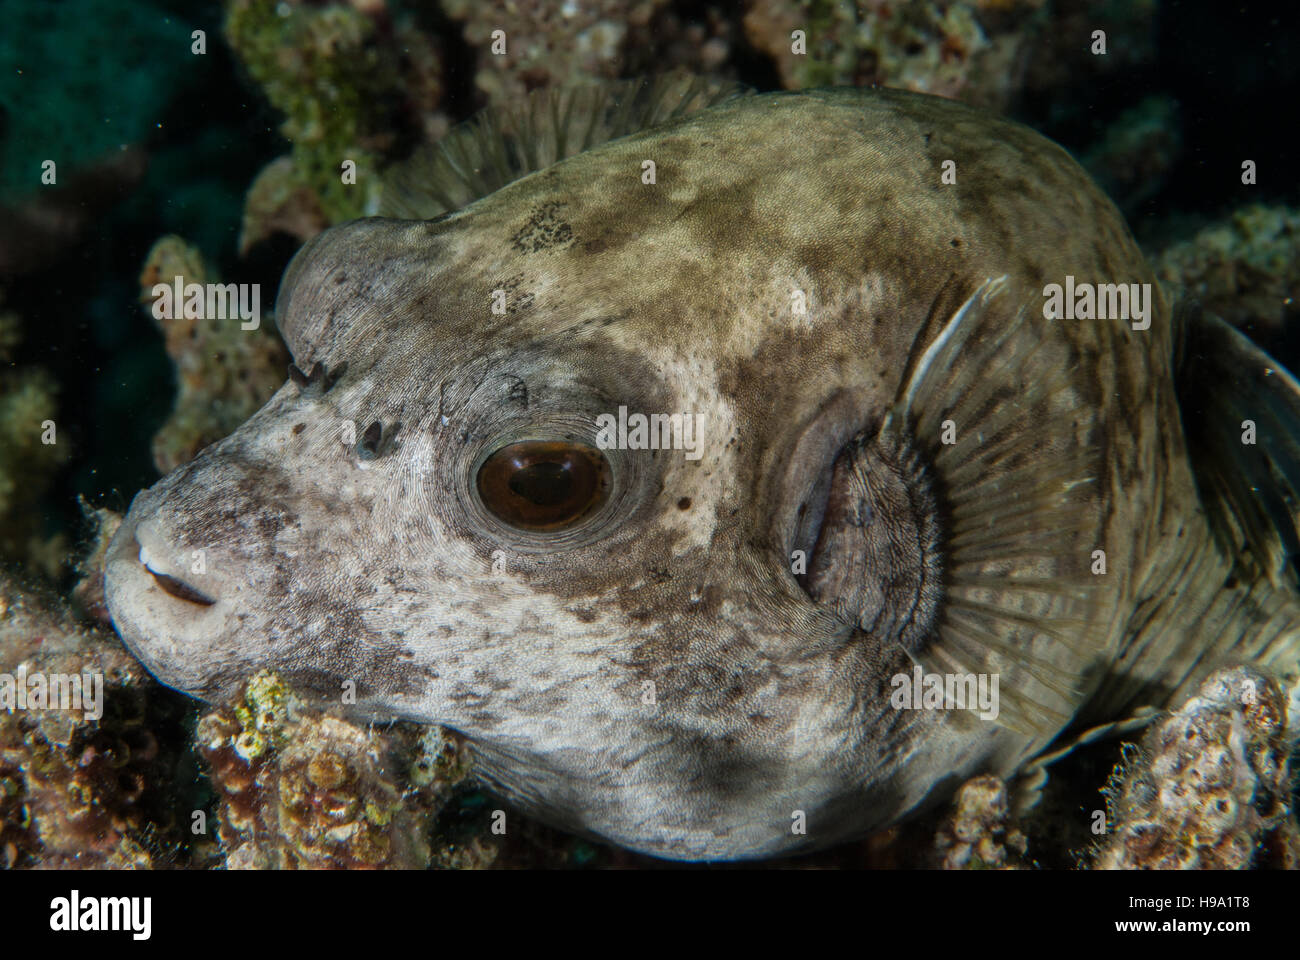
[224,0,443,224]
[138,236,289,473]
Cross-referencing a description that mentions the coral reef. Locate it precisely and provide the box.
[138,236,289,473]
[443,0,672,104]
[0,298,70,579]
[739,0,1164,118]
[933,774,1029,869]
[0,570,185,868]
[196,670,472,869]
[741,0,1047,109]
[224,0,444,224]
[69,502,122,627]
[418,0,745,131]
[1155,204,1300,333]
[622,2,736,78]
[1091,665,1299,869]
[238,155,329,257]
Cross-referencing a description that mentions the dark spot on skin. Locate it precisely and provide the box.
[677,497,692,510]
[950,238,961,247]
[511,200,575,254]
[492,273,538,316]
[505,376,528,408]
[292,422,306,435]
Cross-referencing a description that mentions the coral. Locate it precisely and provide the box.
[0,299,70,578]
[742,0,1047,110]
[138,236,289,473]
[238,156,329,257]
[740,0,1164,116]
[932,774,1029,869]
[442,0,672,104]
[0,571,183,868]
[69,503,122,627]
[196,670,472,869]
[1155,204,1300,333]
[224,0,444,223]
[1091,665,1299,870]
[622,3,736,78]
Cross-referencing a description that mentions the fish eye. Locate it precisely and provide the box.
[476,441,611,531]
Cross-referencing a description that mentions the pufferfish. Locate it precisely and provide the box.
[105,80,1300,861]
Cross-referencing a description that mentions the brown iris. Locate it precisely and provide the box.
[476,441,610,531]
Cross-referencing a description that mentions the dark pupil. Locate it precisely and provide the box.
[509,461,572,506]
[477,441,609,531]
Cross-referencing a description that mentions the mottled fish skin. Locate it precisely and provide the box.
[105,88,1300,860]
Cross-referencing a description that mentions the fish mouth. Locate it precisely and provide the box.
[139,549,217,607]
[112,509,222,611]
[103,509,229,697]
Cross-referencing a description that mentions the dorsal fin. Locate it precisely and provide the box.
[380,74,751,220]
[1176,307,1300,588]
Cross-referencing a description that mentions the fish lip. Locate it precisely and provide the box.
[142,565,217,607]
[111,507,223,613]
[103,510,224,696]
